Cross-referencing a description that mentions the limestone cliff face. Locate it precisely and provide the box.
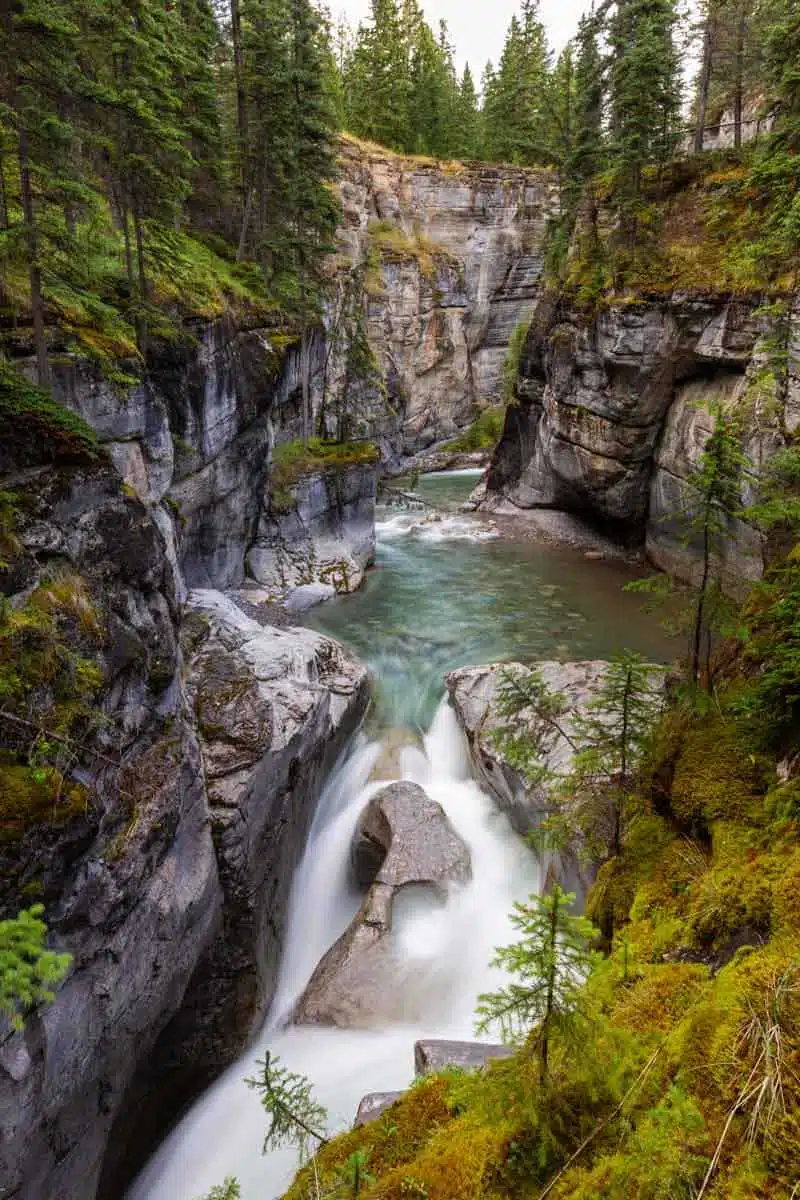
[327,138,557,455]
[486,293,799,587]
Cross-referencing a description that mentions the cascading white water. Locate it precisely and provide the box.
[128,701,539,1200]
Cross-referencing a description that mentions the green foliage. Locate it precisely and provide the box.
[492,654,663,874]
[0,361,101,465]
[476,885,600,1069]
[197,1180,240,1200]
[441,406,505,453]
[246,1051,328,1161]
[269,437,380,509]
[503,319,530,405]
[0,904,70,1029]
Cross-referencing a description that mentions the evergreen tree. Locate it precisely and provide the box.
[453,65,481,159]
[761,0,800,149]
[476,886,598,1072]
[0,905,71,1029]
[246,1051,329,1160]
[345,0,409,150]
[567,11,606,208]
[608,0,682,237]
[0,0,84,383]
[483,3,550,165]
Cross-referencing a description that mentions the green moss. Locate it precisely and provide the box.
[442,406,505,453]
[269,437,380,509]
[0,361,101,465]
[368,219,457,280]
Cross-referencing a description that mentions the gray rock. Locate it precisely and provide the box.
[294,781,471,1027]
[285,582,337,612]
[354,1092,404,1127]
[446,660,634,898]
[249,463,378,601]
[414,1040,514,1075]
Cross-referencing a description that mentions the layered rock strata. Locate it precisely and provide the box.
[485,295,798,585]
[0,457,368,1200]
[329,139,557,455]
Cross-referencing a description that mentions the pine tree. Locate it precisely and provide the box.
[483,4,550,165]
[346,0,409,151]
[475,886,599,1072]
[0,0,85,383]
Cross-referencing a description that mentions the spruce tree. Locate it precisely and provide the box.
[476,886,598,1072]
[0,905,71,1029]
[454,65,481,159]
[608,0,682,240]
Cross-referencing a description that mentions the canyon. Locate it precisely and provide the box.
[1,136,796,1200]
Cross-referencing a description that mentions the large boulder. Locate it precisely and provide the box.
[294,781,471,1027]
[445,660,618,898]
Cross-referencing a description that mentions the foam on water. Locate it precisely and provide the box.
[375,511,498,543]
[128,702,538,1200]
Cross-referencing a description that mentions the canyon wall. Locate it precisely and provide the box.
[485,293,798,589]
[0,142,555,1199]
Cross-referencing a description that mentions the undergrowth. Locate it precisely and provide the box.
[442,406,505,453]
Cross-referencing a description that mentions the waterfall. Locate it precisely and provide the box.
[128,701,539,1200]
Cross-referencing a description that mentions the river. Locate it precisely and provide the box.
[129,472,674,1200]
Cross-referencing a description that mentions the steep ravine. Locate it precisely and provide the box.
[0,144,556,1200]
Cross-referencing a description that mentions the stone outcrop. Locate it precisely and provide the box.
[248,460,377,601]
[446,661,616,897]
[328,138,557,456]
[414,1039,514,1075]
[484,294,797,585]
[294,781,471,1027]
[0,456,369,1200]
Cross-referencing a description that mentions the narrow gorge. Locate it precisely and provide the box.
[2,12,800,1193]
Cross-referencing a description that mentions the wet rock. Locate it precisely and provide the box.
[285,582,337,613]
[354,1092,404,1127]
[446,660,618,898]
[295,781,471,1027]
[414,1039,514,1075]
[368,728,426,783]
[249,463,378,601]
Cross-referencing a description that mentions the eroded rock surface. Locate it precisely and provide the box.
[295,781,471,1027]
[484,295,798,585]
[446,661,616,897]
[414,1039,514,1075]
[249,461,377,601]
[0,464,369,1200]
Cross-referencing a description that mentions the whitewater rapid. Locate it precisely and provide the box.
[129,701,539,1200]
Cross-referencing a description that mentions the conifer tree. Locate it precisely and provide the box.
[608,0,682,238]
[0,0,84,383]
[0,905,71,1029]
[476,886,598,1072]
[454,65,481,159]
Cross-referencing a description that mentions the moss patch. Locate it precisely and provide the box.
[442,406,505,453]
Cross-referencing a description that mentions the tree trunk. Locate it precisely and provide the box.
[133,202,148,355]
[733,5,745,149]
[18,127,49,387]
[541,896,558,1074]
[230,0,249,202]
[0,151,8,228]
[695,17,715,153]
[692,503,712,687]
